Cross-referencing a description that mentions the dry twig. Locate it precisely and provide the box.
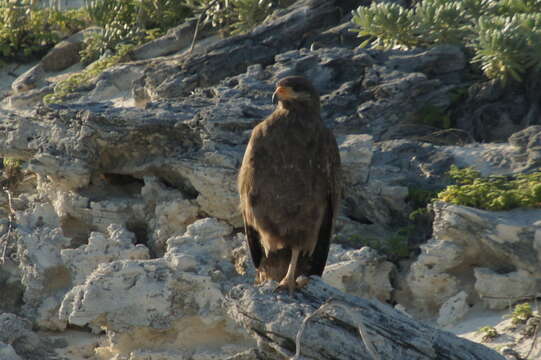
[291,298,381,360]
[1,187,16,264]
[189,0,219,54]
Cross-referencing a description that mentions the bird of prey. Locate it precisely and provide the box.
[238,76,341,295]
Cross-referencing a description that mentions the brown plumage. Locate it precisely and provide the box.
[238,76,341,295]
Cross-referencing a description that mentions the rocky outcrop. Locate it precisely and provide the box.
[407,201,541,313]
[59,218,252,358]
[323,245,394,302]
[11,27,102,94]
[1,0,540,358]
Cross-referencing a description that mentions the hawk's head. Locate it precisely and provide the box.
[272,76,320,110]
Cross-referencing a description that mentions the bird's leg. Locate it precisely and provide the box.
[277,247,300,296]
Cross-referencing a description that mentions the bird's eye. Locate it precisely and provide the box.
[291,85,300,92]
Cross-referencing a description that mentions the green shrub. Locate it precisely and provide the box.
[80,0,193,62]
[437,165,541,210]
[412,104,452,129]
[44,44,133,104]
[186,0,293,36]
[350,0,541,83]
[510,303,533,325]
[344,226,410,261]
[478,326,499,341]
[0,0,89,61]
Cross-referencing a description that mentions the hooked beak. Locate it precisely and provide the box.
[272,86,290,105]
[272,90,279,105]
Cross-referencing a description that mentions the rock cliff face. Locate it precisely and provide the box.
[0,0,539,359]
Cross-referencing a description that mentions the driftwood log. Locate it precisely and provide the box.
[227,278,504,360]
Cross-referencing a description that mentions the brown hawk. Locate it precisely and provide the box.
[238,76,341,295]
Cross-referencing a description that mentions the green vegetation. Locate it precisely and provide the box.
[510,303,533,325]
[478,326,499,342]
[2,158,24,183]
[185,0,293,36]
[437,165,541,210]
[0,0,89,60]
[412,104,452,129]
[351,0,541,83]
[1,0,294,100]
[43,44,133,104]
[0,0,287,62]
[80,0,192,63]
[344,226,411,261]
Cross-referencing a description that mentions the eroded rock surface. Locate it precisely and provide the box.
[59,218,251,358]
[0,0,539,359]
[408,201,541,314]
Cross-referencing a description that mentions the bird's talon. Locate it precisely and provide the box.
[296,275,310,289]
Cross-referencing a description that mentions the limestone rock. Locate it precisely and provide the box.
[61,224,150,285]
[407,261,460,314]
[323,246,394,302]
[408,201,541,313]
[6,84,54,109]
[432,202,541,274]
[11,27,101,94]
[141,0,341,100]
[130,20,214,60]
[14,203,71,330]
[59,218,248,357]
[437,291,470,327]
[474,268,538,310]
[11,64,45,94]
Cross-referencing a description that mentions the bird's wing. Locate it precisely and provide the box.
[243,212,264,269]
[309,129,341,276]
[239,130,265,269]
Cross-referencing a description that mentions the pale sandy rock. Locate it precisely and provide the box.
[338,134,373,184]
[123,344,258,360]
[165,218,238,280]
[323,246,394,302]
[89,199,146,231]
[82,63,146,103]
[11,64,45,93]
[59,218,248,357]
[407,263,460,314]
[130,20,213,61]
[408,202,541,313]
[42,184,90,219]
[141,176,199,253]
[59,259,176,331]
[15,204,71,330]
[61,224,150,285]
[11,27,101,95]
[474,268,538,310]
[29,153,91,190]
[6,84,54,109]
[170,162,241,226]
[413,238,465,273]
[437,291,470,327]
[432,203,541,275]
